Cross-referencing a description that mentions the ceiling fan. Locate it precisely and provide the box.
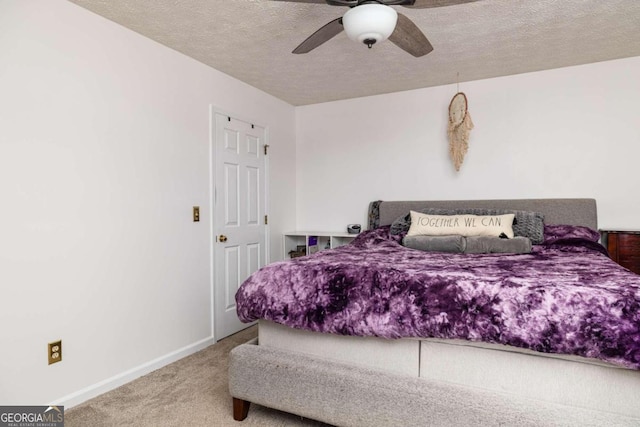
[273,0,480,57]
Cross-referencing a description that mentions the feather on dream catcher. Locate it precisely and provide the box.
[448,92,474,171]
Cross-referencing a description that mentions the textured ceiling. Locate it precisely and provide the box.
[69,0,640,106]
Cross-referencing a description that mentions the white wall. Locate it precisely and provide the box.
[296,56,640,231]
[0,0,295,406]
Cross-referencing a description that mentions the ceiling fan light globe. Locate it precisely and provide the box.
[343,4,398,46]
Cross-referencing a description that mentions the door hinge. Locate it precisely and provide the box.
[264,144,269,155]
[264,215,268,225]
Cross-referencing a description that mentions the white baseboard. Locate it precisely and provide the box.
[55,336,216,409]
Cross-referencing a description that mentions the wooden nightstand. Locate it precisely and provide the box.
[601,230,640,274]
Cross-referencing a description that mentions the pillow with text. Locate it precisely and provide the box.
[407,211,515,238]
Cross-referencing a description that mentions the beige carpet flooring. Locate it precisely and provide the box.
[66,326,330,426]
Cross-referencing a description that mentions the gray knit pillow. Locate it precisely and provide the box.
[403,235,467,253]
[390,208,545,244]
[465,236,532,254]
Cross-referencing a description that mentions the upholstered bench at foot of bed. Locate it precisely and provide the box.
[228,342,640,427]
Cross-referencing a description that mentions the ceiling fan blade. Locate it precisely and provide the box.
[388,13,434,57]
[292,17,344,54]
[270,0,328,3]
[403,0,480,8]
[271,0,355,5]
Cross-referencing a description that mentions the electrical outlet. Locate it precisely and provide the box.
[193,206,200,222]
[48,340,62,365]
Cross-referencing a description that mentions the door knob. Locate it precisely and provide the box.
[219,235,228,243]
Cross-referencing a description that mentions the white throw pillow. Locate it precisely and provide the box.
[406,211,515,238]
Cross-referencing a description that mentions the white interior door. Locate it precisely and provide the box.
[213,112,267,340]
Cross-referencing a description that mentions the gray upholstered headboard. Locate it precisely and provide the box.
[370,199,597,230]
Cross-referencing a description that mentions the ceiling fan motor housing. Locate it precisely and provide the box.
[342,4,398,48]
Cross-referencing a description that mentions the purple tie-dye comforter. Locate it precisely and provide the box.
[236,226,640,369]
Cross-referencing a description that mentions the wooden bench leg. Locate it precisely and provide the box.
[233,397,251,421]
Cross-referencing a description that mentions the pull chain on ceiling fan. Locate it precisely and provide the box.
[273,0,480,57]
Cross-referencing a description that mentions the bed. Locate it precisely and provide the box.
[228,199,640,426]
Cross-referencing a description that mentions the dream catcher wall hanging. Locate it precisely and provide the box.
[447,92,474,171]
